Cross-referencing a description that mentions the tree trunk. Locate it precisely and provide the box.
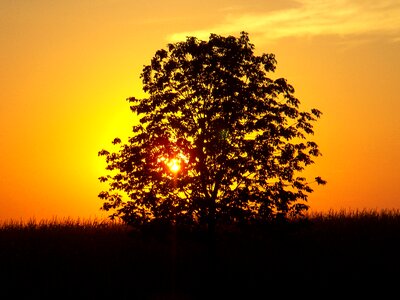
[206,196,217,295]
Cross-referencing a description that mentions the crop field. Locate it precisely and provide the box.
[1,210,399,299]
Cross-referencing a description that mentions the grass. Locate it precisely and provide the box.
[1,209,399,299]
[0,216,126,231]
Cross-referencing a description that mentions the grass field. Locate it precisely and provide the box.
[1,209,399,299]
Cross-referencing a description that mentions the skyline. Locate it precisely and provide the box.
[1,0,399,221]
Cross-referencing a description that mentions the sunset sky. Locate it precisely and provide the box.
[1,0,399,221]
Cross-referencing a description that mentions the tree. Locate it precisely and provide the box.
[98,31,326,231]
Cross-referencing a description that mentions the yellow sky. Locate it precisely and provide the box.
[1,0,399,221]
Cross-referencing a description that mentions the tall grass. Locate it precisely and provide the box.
[2,208,400,230]
[0,209,399,298]
[0,216,127,232]
[306,208,400,221]
[304,208,400,230]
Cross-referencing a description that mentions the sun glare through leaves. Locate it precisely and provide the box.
[167,158,181,173]
[158,153,188,174]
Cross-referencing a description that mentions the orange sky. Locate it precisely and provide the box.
[1,0,399,221]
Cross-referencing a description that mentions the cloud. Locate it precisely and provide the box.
[168,0,400,42]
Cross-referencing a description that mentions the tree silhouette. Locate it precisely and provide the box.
[98,31,326,231]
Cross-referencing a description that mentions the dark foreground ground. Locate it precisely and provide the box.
[0,211,399,299]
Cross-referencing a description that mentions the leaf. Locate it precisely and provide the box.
[315,176,327,185]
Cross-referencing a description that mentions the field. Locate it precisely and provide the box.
[1,209,399,299]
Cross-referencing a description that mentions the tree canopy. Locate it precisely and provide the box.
[98,31,326,230]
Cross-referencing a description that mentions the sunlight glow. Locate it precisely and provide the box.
[167,158,181,173]
[158,152,189,174]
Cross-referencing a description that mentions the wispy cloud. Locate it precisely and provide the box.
[168,0,400,42]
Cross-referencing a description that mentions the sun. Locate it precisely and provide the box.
[167,158,181,173]
[158,152,188,174]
